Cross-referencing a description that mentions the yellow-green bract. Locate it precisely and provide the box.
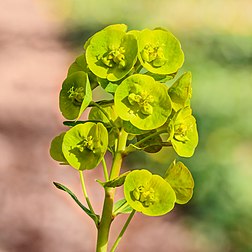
[86,24,138,81]
[124,169,176,216]
[167,106,198,157]
[137,28,184,75]
[168,71,192,111]
[114,74,172,130]
[62,122,108,170]
[59,71,92,120]
[164,160,194,204]
[50,132,68,164]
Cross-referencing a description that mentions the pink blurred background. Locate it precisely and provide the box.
[1,0,252,251]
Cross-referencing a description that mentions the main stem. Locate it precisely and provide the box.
[96,129,128,252]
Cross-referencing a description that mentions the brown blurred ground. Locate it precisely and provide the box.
[0,1,220,252]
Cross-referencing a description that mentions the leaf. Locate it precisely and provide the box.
[59,72,92,120]
[145,71,177,83]
[137,29,184,75]
[63,120,106,127]
[53,182,99,226]
[124,169,176,216]
[62,122,108,170]
[49,132,68,164]
[97,77,119,94]
[63,120,87,127]
[114,74,172,130]
[136,131,163,153]
[113,198,133,216]
[98,171,131,188]
[164,160,194,204]
[123,120,148,135]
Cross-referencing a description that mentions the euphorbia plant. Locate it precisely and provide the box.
[50,24,198,252]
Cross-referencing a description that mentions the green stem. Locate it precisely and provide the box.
[79,171,95,214]
[96,129,128,252]
[110,210,136,252]
[102,157,109,182]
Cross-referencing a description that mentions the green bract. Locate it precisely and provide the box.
[164,160,194,204]
[138,29,184,75]
[67,54,98,90]
[50,132,68,164]
[124,169,176,216]
[114,74,172,130]
[168,72,192,111]
[86,25,138,81]
[168,106,198,157]
[59,71,92,120]
[68,54,87,76]
[62,122,108,170]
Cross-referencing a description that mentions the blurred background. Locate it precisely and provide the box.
[0,0,252,251]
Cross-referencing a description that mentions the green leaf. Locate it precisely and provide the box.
[53,182,99,226]
[59,71,92,120]
[164,160,194,204]
[145,71,177,83]
[50,132,68,164]
[136,131,163,153]
[113,198,133,216]
[62,122,108,170]
[97,77,119,94]
[168,107,198,157]
[168,72,192,111]
[86,26,138,81]
[124,169,176,216]
[114,74,172,130]
[98,171,131,188]
[123,121,149,135]
[138,29,184,75]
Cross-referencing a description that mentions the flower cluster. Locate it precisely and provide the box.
[50,24,198,222]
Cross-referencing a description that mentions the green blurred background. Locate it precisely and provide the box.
[49,0,252,251]
[1,0,251,251]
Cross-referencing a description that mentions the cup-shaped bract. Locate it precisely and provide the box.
[114,74,172,130]
[68,54,88,76]
[168,107,198,157]
[67,54,98,90]
[86,25,138,82]
[62,122,108,170]
[164,160,194,204]
[124,169,176,216]
[138,29,184,75]
[50,132,68,164]
[168,72,192,111]
[59,72,92,120]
